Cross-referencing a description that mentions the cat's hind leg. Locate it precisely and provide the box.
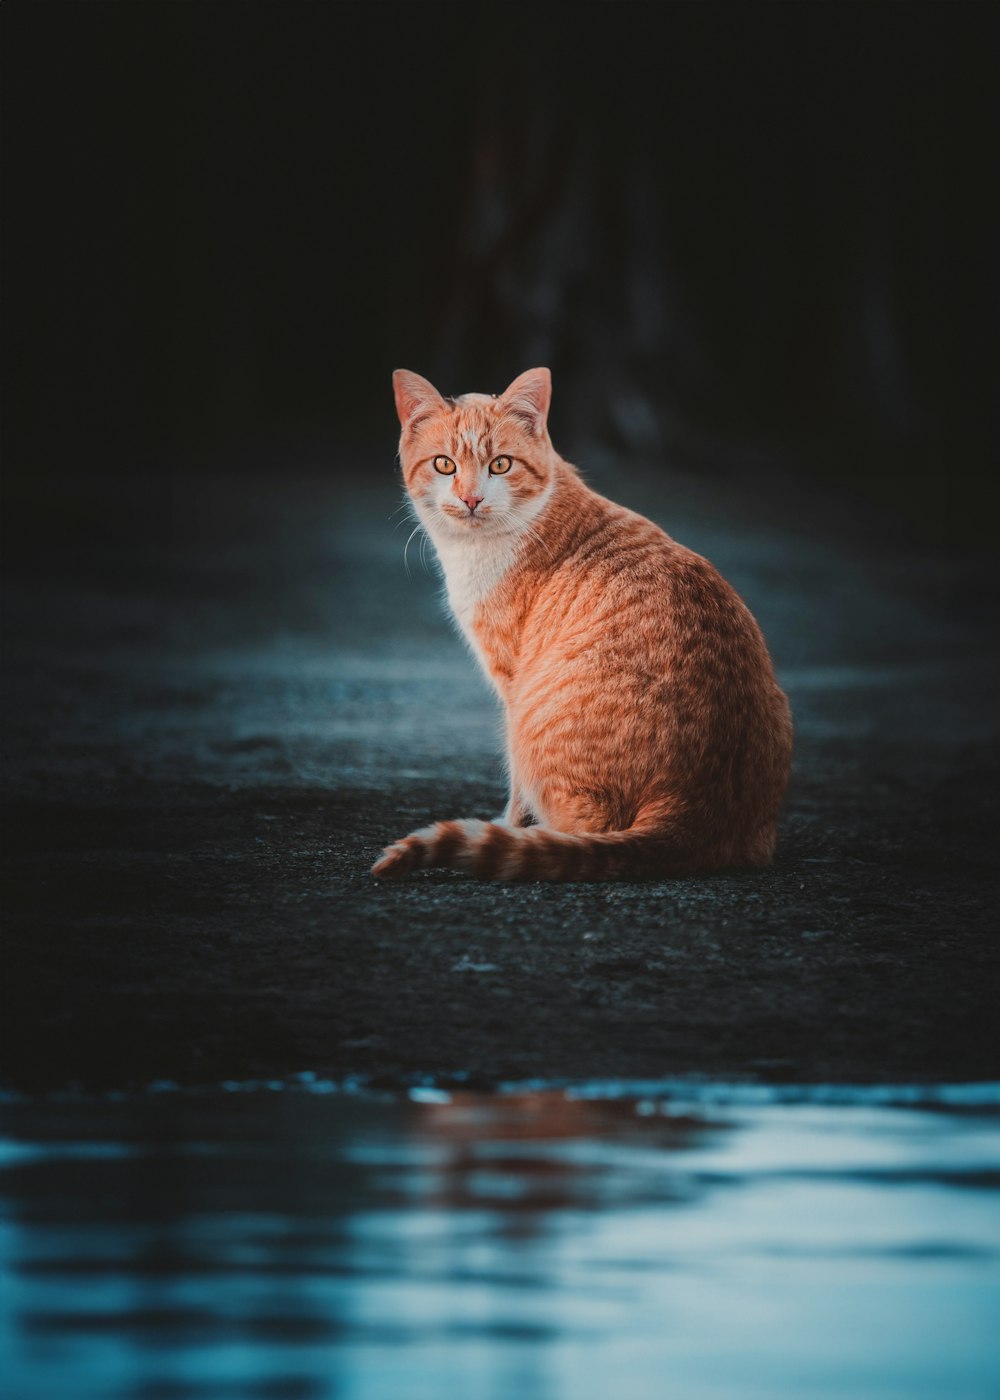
[536,786,624,835]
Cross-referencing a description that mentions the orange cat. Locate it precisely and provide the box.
[372,368,792,881]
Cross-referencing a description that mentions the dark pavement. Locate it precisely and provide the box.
[2,455,998,1092]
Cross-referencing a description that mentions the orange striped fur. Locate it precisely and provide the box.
[372,368,793,881]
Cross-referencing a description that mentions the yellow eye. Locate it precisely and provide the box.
[433,456,456,475]
[490,455,513,475]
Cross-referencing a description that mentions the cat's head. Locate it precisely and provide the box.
[393,368,555,539]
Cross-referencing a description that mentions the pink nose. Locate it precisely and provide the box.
[462,493,484,512]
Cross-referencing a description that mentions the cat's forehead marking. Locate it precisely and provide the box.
[449,399,496,461]
[458,422,483,456]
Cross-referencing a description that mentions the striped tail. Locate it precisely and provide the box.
[370,817,704,882]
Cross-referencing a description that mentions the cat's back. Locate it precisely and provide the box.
[514,470,766,674]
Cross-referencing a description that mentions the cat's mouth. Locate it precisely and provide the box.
[441,505,490,529]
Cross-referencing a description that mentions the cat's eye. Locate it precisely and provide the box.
[433,456,456,475]
[490,456,513,475]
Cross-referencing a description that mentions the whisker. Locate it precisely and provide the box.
[490,505,554,561]
[402,524,424,579]
[524,522,554,560]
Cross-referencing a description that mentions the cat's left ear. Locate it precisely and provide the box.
[500,368,551,437]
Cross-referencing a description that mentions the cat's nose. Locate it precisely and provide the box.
[462,493,484,513]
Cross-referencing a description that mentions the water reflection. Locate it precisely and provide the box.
[1,1085,998,1399]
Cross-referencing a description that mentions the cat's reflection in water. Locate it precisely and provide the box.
[404,1090,722,1232]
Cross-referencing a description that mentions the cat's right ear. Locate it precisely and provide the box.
[393,370,447,431]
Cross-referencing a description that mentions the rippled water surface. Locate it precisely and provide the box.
[1,1082,998,1400]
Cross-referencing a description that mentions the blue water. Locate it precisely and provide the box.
[1,1081,998,1400]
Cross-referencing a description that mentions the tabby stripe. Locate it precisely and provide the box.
[432,822,464,866]
[472,824,514,879]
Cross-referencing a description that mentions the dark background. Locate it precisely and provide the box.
[2,2,999,1093]
[3,2,996,520]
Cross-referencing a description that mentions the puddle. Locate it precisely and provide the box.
[1,1082,998,1398]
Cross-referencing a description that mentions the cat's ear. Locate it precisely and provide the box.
[393,369,447,431]
[499,368,551,437]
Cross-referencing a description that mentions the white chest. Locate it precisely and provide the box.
[430,531,518,686]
